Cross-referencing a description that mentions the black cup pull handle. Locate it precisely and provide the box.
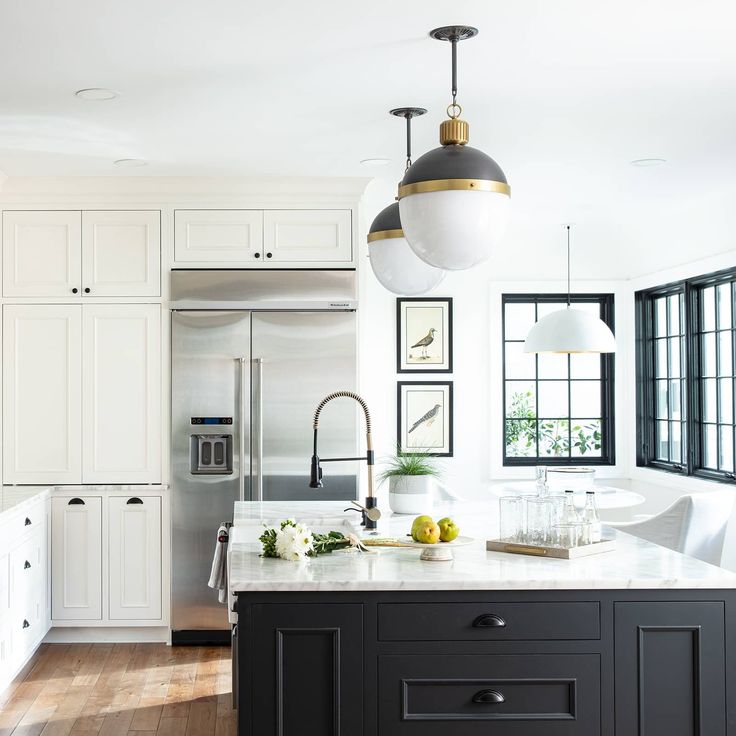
[24,517,31,526]
[22,619,30,629]
[473,614,506,629]
[127,497,143,505]
[24,560,31,569]
[472,689,505,704]
[68,498,85,505]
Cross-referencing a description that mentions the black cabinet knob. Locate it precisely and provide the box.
[84,287,91,294]
[472,614,506,629]
[72,288,78,294]
[22,619,30,629]
[24,517,31,526]
[24,560,31,569]
[472,689,505,704]
[266,252,273,259]
[254,252,261,258]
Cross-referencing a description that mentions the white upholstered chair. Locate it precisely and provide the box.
[607,491,735,566]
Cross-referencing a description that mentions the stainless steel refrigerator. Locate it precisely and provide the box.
[170,270,358,643]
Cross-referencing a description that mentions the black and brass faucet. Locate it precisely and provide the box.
[309,391,380,530]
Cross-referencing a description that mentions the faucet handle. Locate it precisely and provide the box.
[348,499,381,523]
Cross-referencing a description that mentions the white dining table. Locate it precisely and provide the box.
[490,483,646,510]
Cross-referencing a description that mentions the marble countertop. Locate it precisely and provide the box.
[0,487,50,515]
[229,500,736,592]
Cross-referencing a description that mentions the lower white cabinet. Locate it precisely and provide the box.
[0,493,50,693]
[51,493,163,626]
[108,496,162,620]
[51,496,102,621]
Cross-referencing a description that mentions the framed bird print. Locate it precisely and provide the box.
[397,381,454,457]
[397,297,453,373]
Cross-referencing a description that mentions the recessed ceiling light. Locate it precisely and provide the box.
[360,158,391,167]
[75,88,119,101]
[113,158,147,168]
[630,158,667,167]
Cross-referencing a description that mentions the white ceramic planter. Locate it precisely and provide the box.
[388,475,435,515]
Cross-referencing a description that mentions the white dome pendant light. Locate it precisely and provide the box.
[398,26,510,271]
[368,107,446,295]
[524,226,616,354]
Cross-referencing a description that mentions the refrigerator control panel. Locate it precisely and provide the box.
[191,417,233,425]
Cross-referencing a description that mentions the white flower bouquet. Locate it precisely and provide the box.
[259,519,366,561]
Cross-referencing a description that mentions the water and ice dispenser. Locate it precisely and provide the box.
[190,417,233,474]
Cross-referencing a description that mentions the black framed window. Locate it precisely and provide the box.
[502,294,616,466]
[636,266,736,482]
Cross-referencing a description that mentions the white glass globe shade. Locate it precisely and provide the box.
[399,189,510,270]
[369,235,445,295]
[523,307,616,354]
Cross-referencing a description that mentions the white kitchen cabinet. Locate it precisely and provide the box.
[174,209,264,263]
[82,305,162,484]
[108,496,162,620]
[263,209,352,263]
[81,211,161,297]
[51,496,102,621]
[2,305,83,484]
[2,209,161,297]
[2,211,82,297]
[3,304,162,485]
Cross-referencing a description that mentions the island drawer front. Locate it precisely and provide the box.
[379,653,600,735]
[378,602,600,641]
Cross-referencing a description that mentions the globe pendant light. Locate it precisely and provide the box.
[524,226,616,354]
[398,26,510,271]
[368,107,446,295]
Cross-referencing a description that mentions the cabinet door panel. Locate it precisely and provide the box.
[82,211,161,296]
[263,210,352,263]
[615,601,726,736]
[82,304,162,483]
[2,211,81,297]
[248,603,363,736]
[3,305,83,484]
[108,496,162,620]
[174,210,263,263]
[51,496,102,621]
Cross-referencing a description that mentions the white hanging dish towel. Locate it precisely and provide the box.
[207,523,230,604]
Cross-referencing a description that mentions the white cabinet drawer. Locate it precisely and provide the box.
[10,528,44,600]
[0,552,9,620]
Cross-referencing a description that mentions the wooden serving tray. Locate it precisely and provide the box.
[486,538,616,559]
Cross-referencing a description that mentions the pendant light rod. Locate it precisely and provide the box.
[429,25,478,115]
[390,107,427,171]
[566,224,571,307]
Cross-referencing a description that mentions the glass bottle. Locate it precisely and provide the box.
[562,489,579,525]
[535,466,548,497]
[582,491,602,543]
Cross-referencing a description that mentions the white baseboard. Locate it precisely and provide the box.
[43,626,170,644]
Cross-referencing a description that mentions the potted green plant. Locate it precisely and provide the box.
[378,448,443,515]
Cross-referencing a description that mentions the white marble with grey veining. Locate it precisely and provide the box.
[229,500,736,592]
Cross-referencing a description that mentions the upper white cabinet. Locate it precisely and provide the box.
[82,211,161,297]
[263,210,352,263]
[3,304,162,485]
[175,210,263,263]
[3,305,83,484]
[174,209,352,265]
[2,210,161,297]
[82,305,162,484]
[2,211,82,297]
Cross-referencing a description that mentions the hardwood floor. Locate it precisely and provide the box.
[0,644,236,736]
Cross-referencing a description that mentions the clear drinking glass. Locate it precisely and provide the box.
[499,496,523,542]
[553,523,579,549]
[525,497,553,546]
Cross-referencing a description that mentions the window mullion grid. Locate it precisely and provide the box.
[534,300,540,460]
[567,353,572,459]
[732,280,735,478]
[665,295,673,463]
[685,281,698,475]
[715,285,722,471]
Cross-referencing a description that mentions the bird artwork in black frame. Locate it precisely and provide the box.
[396,297,453,373]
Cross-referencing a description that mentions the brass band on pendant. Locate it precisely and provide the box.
[398,178,511,199]
[367,228,404,243]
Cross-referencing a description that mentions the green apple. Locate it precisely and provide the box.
[438,517,460,543]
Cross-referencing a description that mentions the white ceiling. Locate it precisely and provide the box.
[1,0,736,277]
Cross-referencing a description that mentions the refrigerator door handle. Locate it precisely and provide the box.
[252,358,264,501]
[237,357,247,502]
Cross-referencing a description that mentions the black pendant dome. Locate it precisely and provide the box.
[367,202,403,243]
[400,145,508,188]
